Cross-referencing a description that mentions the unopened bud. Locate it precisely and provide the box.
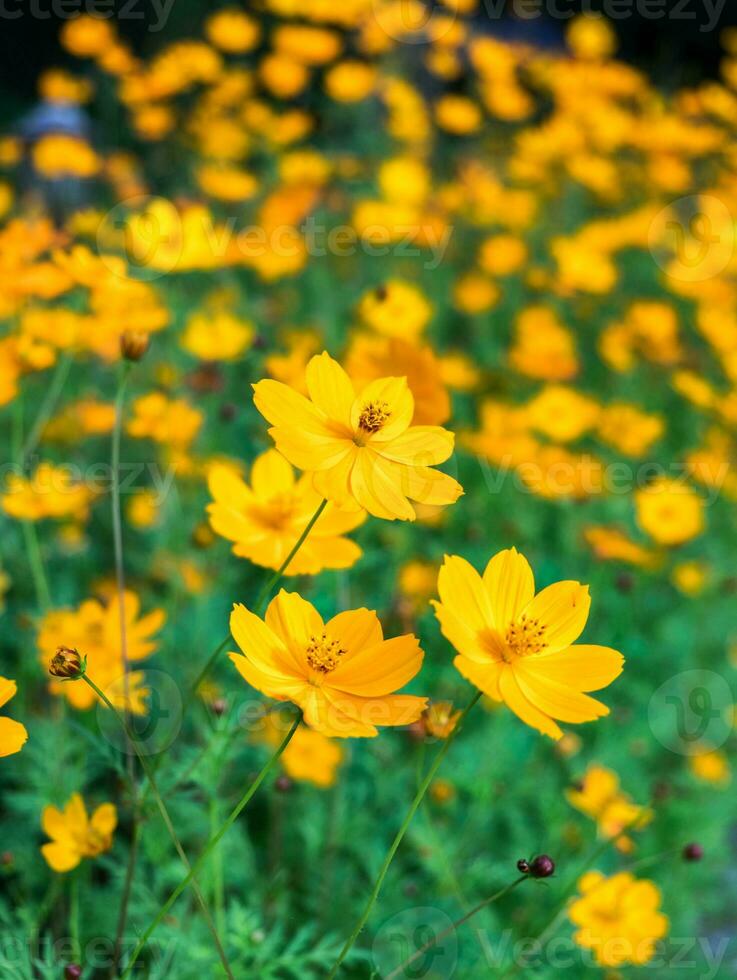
[518,854,555,878]
[120,330,150,362]
[64,966,82,980]
[49,646,84,679]
[682,842,703,862]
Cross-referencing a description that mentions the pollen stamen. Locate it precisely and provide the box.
[505,615,546,658]
[306,632,346,673]
[357,400,391,434]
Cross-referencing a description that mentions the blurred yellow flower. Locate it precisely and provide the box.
[689,747,731,785]
[41,793,116,873]
[569,871,668,967]
[207,449,365,574]
[567,765,652,853]
[635,478,705,546]
[181,310,254,361]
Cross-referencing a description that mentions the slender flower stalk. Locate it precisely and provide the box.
[498,808,655,978]
[79,673,235,980]
[181,498,328,715]
[120,713,302,980]
[386,877,528,980]
[326,690,482,979]
[109,361,137,969]
[21,352,73,464]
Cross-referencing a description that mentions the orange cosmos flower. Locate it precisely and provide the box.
[229,590,426,737]
[433,548,624,740]
[252,351,462,520]
[207,449,365,574]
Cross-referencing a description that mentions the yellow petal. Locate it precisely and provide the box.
[230,603,298,678]
[41,842,81,873]
[264,591,324,671]
[253,378,331,432]
[529,645,624,691]
[207,463,254,510]
[432,601,494,664]
[349,450,415,520]
[42,805,68,842]
[0,716,27,757]
[379,426,454,466]
[482,548,535,634]
[324,608,383,657]
[330,634,423,696]
[250,449,295,496]
[520,581,591,653]
[91,803,117,837]
[498,665,563,739]
[301,687,378,737]
[0,676,17,711]
[229,651,306,701]
[64,793,88,833]
[514,663,610,724]
[453,654,503,699]
[436,555,494,632]
[305,352,355,429]
[271,427,354,470]
[397,464,463,506]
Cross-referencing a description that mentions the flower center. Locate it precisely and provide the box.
[306,632,346,673]
[505,615,547,658]
[256,493,296,531]
[357,400,391,435]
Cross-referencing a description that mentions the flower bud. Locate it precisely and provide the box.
[530,854,555,878]
[49,646,84,679]
[682,842,703,862]
[120,330,150,362]
[64,966,82,980]
[275,774,292,793]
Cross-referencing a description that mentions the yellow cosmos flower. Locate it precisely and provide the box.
[689,747,731,785]
[207,449,365,574]
[433,548,624,740]
[1,463,94,523]
[567,764,652,853]
[41,793,117,873]
[229,591,426,737]
[568,871,668,967]
[0,678,27,758]
[635,477,705,546]
[181,310,254,361]
[253,352,462,521]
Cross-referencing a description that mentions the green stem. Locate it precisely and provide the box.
[69,871,81,962]
[177,499,329,727]
[80,675,235,980]
[120,713,301,980]
[498,808,655,978]
[22,519,51,611]
[326,690,482,979]
[21,353,73,464]
[385,877,527,980]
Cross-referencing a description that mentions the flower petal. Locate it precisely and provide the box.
[498,665,563,739]
[42,842,80,873]
[379,426,454,466]
[514,662,611,724]
[253,378,330,432]
[230,602,298,678]
[482,548,535,634]
[528,645,624,691]
[520,581,591,653]
[250,449,295,496]
[349,450,415,520]
[324,608,383,657]
[436,555,494,632]
[0,677,17,711]
[305,352,355,429]
[0,716,27,758]
[453,654,503,699]
[330,634,423,696]
[91,803,117,837]
[432,601,494,664]
[264,591,324,672]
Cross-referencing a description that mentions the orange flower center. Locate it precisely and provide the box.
[357,400,391,435]
[256,493,296,531]
[505,615,546,658]
[306,632,346,673]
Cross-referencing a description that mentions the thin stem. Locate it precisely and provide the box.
[176,499,329,732]
[385,877,527,980]
[80,675,235,980]
[498,808,655,978]
[69,871,81,962]
[326,690,482,979]
[120,713,301,980]
[109,363,138,972]
[22,519,51,611]
[21,352,73,464]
